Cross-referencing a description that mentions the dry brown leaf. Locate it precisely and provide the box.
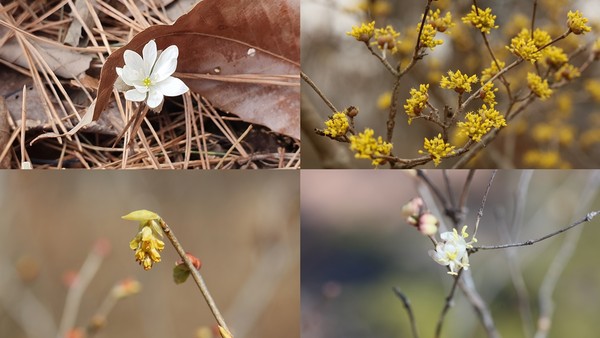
[94,0,300,139]
[0,27,92,79]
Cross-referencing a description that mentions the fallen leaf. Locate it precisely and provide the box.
[0,27,92,79]
[94,0,300,139]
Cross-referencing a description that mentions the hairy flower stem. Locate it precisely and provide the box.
[158,219,232,335]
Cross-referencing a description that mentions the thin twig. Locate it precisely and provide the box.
[472,170,496,238]
[158,219,232,335]
[434,270,463,338]
[393,287,419,338]
[472,211,600,251]
[301,72,337,113]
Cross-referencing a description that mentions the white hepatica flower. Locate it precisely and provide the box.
[115,39,189,109]
[428,226,476,275]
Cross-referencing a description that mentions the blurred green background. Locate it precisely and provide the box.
[301,170,600,337]
[0,171,299,338]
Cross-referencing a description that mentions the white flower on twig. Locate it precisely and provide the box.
[115,39,189,109]
[429,226,476,275]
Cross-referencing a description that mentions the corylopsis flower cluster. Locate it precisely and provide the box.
[115,40,189,109]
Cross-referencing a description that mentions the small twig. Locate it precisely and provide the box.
[472,170,496,238]
[472,211,600,251]
[456,170,476,223]
[158,219,231,335]
[393,287,419,338]
[301,72,337,113]
[434,270,463,338]
[365,43,398,76]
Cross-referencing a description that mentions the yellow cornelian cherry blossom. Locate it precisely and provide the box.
[427,9,455,33]
[527,73,553,100]
[372,25,402,54]
[404,84,429,124]
[567,10,591,35]
[543,46,568,68]
[323,112,350,138]
[347,21,376,42]
[554,64,581,82]
[349,128,393,166]
[479,82,498,107]
[440,70,478,93]
[507,29,543,63]
[480,60,505,83]
[461,5,498,34]
[419,133,456,166]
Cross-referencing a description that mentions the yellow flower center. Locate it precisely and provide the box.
[143,77,152,87]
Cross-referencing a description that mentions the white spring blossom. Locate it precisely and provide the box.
[429,226,476,275]
[115,39,189,109]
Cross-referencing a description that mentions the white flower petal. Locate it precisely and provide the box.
[152,45,179,82]
[142,40,157,74]
[124,50,144,74]
[125,89,146,102]
[146,89,164,108]
[133,84,150,93]
[154,77,189,97]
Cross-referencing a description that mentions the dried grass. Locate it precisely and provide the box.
[0,0,300,169]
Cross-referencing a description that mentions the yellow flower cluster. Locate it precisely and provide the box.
[419,133,456,166]
[585,79,600,102]
[532,122,574,145]
[507,29,546,63]
[418,23,443,49]
[347,21,376,42]
[356,0,392,17]
[457,105,506,142]
[479,82,498,107]
[349,128,393,166]
[123,210,165,271]
[480,60,505,83]
[567,10,591,35]
[323,112,350,138]
[427,9,455,33]
[527,73,553,100]
[461,5,498,34]
[523,150,568,168]
[372,25,401,54]
[440,70,478,93]
[130,226,165,270]
[404,84,429,124]
[554,64,580,82]
[543,46,568,68]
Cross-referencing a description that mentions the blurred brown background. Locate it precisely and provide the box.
[0,171,299,338]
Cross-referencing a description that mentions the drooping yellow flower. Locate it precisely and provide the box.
[567,10,591,35]
[461,5,498,34]
[419,134,456,166]
[123,210,165,270]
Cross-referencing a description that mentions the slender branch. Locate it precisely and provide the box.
[442,170,456,210]
[434,270,462,338]
[473,170,496,238]
[301,72,338,113]
[393,287,419,338]
[158,219,231,335]
[472,211,600,251]
[365,43,398,76]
